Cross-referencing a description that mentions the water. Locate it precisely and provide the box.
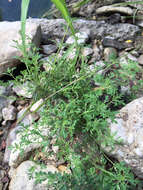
[0,0,52,21]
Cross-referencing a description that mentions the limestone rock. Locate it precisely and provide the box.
[9,161,58,190]
[105,97,143,178]
[0,21,41,76]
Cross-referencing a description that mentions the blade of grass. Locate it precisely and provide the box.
[21,0,30,54]
[50,0,76,40]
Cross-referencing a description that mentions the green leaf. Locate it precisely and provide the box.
[21,0,30,53]
[50,0,76,39]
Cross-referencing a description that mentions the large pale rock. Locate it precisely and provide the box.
[9,161,58,190]
[106,97,143,178]
[30,18,140,44]
[0,21,41,76]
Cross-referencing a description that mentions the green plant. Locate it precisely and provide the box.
[10,43,143,189]
[9,0,143,189]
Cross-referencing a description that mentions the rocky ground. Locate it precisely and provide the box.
[0,0,143,189]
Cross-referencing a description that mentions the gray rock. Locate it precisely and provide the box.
[0,85,16,122]
[0,98,11,122]
[0,86,7,95]
[42,44,57,55]
[29,18,140,43]
[136,20,143,27]
[2,105,17,121]
[120,86,131,95]
[0,21,41,76]
[102,38,132,50]
[105,97,143,178]
[9,161,58,190]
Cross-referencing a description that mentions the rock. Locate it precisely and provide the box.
[9,161,58,190]
[6,96,16,105]
[17,107,40,126]
[30,18,140,43]
[52,0,131,19]
[104,47,117,62]
[96,6,133,16]
[4,125,22,164]
[87,61,105,75]
[102,38,132,50]
[0,86,7,95]
[120,86,131,95]
[2,105,17,121]
[136,20,143,27]
[138,54,143,66]
[0,95,13,122]
[81,47,93,57]
[12,82,35,98]
[119,52,138,67]
[42,44,57,55]
[89,41,102,62]
[105,97,143,178]
[0,21,41,76]
[129,50,139,58]
[106,13,121,24]
[4,119,50,168]
[4,108,39,165]
[66,31,90,45]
